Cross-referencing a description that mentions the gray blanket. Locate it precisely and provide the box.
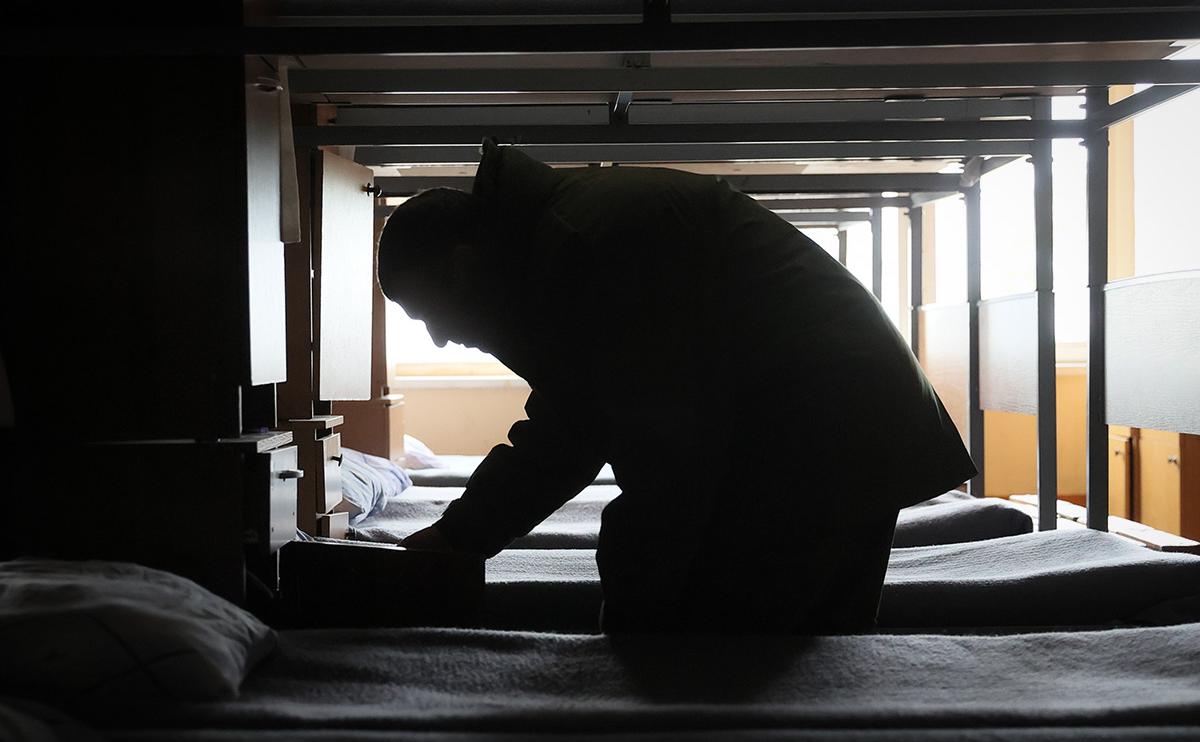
[484,530,1200,633]
[351,487,1032,550]
[90,623,1200,740]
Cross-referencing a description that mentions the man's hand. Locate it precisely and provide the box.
[400,524,455,552]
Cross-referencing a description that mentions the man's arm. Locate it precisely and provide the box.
[405,390,604,557]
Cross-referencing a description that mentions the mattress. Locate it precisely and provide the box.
[350,487,1032,550]
[76,622,1200,741]
[483,529,1200,633]
[409,455,617,487]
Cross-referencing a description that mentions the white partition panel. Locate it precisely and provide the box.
[918,302,970,445]
[317,151,375,401]
[245,81,287,385]
[1105,270,1200,435]
[979,292,1039,415]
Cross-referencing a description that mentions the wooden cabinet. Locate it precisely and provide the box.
[317,512,350,539]
[337,394,407,463]
[16,437,297,604]
[282,416,346,534]
[1109,430,1133,518]
[1135,430,1200,539]
[317,432,344,514]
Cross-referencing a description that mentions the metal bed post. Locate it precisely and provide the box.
[965,184,985,497]
[837,228,849,266]
[909,207,923,358]
[1033,97,1059,530]
[870,207,884,300]
[1085,86,1111,530]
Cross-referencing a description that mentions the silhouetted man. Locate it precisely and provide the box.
[378,139,976,635]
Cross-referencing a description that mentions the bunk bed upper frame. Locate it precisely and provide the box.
[271,34,1200,537]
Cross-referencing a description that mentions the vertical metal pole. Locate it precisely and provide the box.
[965,185,985,497]
[1033,96,1059,530]
[909,206,923,359]
[837,228,848,266]
[1085,86,1110,531]
[871,207,884,300]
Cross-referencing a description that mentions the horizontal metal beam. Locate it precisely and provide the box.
[626,98,1037,124]
[1094,84,1200,128]
[374,172,963,195]
[694,173,974,195]
[776,211,871,223]
[298,120,1086,147]
[9,13,1200,55]
[355,140,1032,165]
[290,61,1200,96]
[335,98,1038,130]
[755,196,912,210]
[336,104,612,127]
[909,191,962,207]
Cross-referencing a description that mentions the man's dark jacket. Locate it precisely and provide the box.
[434,141,977,609]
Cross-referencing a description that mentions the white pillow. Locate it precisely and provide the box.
[403,434,444,470]
[0,559,276,701]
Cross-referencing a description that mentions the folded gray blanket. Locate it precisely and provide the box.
[352,487,1031,550]
[890,494,1032,547]
[484,530,1200,633]
[91,623,1200,740]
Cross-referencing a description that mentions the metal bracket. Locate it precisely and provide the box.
[643,0,670,26]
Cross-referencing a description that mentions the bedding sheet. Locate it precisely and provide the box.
[409,455,617,487]
[483,530,1200,633]
[350,485,618,548]
[350,487,1032,550]
[88,623,1200,741]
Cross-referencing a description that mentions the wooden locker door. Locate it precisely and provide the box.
[1109,431,1132,519]
[315,151,375,402]
[1138,429,1182,535]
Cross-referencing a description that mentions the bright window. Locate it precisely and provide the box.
[843,221,873,290]
[932,195,967,304]
[1133,83,1200,275]
[386,300,506,368]
[924,94,1091,349]
[980,158,1035,299]
[805,226,840,260]
[880,206,901,329]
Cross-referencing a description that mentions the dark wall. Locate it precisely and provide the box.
[2,56,252,445]
[0,54,269,570]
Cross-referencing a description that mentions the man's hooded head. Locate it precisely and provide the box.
[377,187,504,351]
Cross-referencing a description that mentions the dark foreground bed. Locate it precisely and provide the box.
[76,622,1200,741]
